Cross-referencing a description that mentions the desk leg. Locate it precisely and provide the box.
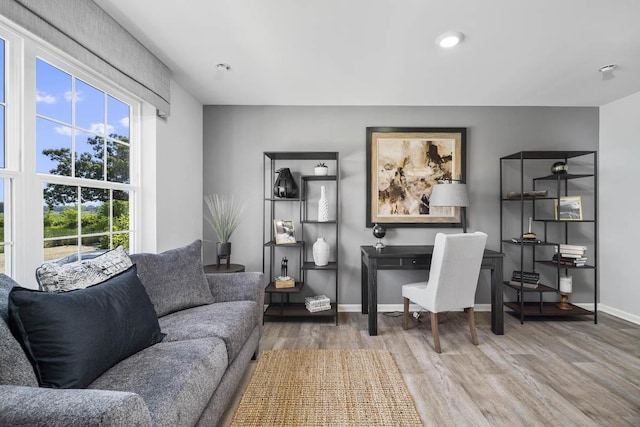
[491,258,504,335]
[368,258,378,336]
[361,258,368,314]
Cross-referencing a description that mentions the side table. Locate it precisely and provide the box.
[204,263,245,274]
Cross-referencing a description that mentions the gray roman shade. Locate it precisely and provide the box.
[0,0,171,115]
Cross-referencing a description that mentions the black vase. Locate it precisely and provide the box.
[273,168,298,198]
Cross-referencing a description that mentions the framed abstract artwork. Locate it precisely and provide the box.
[366,127,467,227]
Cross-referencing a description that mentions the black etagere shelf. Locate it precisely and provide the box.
[499,150,598,324]
[262,152,340,324]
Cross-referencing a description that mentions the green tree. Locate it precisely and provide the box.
[42,134,129,209]
[42,133,131,250]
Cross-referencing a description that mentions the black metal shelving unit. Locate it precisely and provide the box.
[499,151,598,324]
[262,152,340,324]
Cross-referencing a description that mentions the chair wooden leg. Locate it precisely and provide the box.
[465,307,479,346]
[403,298,410,330]
[430,312,441,353]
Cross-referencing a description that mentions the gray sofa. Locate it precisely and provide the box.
[0,241,264,427]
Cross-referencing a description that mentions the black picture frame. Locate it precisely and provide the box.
[366,127,467,228]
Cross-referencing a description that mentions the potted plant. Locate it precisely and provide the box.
[204,194,246,260]
[314,162,329,176]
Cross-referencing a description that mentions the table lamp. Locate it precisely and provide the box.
[429,181,470,232]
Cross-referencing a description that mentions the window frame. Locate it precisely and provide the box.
[0,24,23,277]
[0,17,143,285]
[33,49,140,262]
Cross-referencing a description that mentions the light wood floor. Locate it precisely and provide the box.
[220,311,640,426]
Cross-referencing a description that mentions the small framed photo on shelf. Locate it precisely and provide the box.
[273,219,296,244]
[554,196,583,220]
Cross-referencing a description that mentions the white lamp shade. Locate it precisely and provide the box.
[430,183,469,207]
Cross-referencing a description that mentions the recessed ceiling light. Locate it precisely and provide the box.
[436,32,464,48]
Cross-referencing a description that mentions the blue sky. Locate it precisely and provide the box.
[35,59,130,176]
[0,51,131,211]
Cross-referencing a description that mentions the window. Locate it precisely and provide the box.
[0,20,143,284]
[0,35,13,275]
[36,59,134,260]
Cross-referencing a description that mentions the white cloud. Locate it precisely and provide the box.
[118,116,130,128]
[89,123,115,135]
[64,90,83,103]
[54,126,72,136]
[36,91,57,104]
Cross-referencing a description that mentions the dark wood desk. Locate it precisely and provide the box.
[360,245,504,336]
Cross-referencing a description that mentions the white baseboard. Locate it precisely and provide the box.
[597,304,640,325]
[337,304,492,313]
[337,303,639,326]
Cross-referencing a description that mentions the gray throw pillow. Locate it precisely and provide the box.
[0,275,39,387]
[36,246,133,292]
[130,240,214,317]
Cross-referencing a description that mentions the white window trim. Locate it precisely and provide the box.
[0,18,145,287]
[0,24,24,278]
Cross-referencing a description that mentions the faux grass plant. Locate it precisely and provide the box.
[204,194,246,243]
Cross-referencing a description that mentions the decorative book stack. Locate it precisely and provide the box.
[305,295,331,312]
[511,271,540,289]
[505,190,548,199]
[553,244,587,267]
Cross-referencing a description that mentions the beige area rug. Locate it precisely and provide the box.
[230,349,422,426]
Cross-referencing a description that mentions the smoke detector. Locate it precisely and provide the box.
[598,64,617,81]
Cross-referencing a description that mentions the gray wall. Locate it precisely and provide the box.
[600,91,640,321]
[203,106,598,307]
[155,80,203,252]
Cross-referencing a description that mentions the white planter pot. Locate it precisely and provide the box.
[314,166,329,176]
[312,237,330,266]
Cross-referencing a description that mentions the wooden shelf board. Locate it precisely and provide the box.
[536,261,596,269]
[500,151,595,160]
[264,151,339,161]
[301,175,337,181]
[263,241,304,247]
[264,197,301,202]
[504,301,594,316]
[502,197,556,201]
[533,173,595,181]
[502,240,558,246]
[302,261,338,270]
[534,219,596,223]
[503,282,557,293]
[264,302,337,318]
[265,282,304,293]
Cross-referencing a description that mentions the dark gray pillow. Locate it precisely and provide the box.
[8,265,164,389]
[130,240,214,317]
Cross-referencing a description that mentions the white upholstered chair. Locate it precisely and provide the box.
[402,232,488,353]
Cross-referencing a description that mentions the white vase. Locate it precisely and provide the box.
[318,186,329,222]
[313,237,330,266]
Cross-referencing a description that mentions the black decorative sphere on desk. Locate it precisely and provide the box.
[373,223,386,249]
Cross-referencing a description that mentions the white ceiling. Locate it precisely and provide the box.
[95,0,640,107]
